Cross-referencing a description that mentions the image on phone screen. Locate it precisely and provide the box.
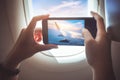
[47,20,85,46]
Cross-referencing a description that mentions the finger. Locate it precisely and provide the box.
[27,14,49,32]
[18,28,26,40]
[36,44,58,51]
[82,28,94,44]
[91,11,106,38]
[17,28,26,40]
[34,28,42,42]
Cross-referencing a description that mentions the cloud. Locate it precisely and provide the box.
[48,20,83,31]
[48,20,84,38]
[48,1,88,17]
[49,1,81,12]
[32,0,89,17]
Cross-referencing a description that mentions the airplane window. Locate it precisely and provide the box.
[23,0,98,63]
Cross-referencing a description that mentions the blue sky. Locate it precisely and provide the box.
[32,0,88,9]
[31,0,88,17]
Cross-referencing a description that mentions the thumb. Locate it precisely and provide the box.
[36,44,58,52]
[82,28,94,44]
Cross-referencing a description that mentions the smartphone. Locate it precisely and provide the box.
[42,17,97,46]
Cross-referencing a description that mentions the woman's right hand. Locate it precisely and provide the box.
[83,12,111,68]
[83,12,115,80]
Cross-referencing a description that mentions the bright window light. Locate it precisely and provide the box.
[23,0,98,63]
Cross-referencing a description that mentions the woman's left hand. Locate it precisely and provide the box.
[3,15,58,69]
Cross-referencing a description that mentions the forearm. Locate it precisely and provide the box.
[92,58,116,80]
[0,49,20,80]
[0,73,18,80]
[0,63,19,80]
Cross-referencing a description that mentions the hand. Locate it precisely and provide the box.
[83,12,111,68]
[83,12,115,80]
[34,28,42,42]
[3,15,58,69]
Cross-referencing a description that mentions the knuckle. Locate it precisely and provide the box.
[21,28,26,33]
[85,38,94,45]
[97,16,104,22]
[32,17,36,21]
[97,16,102,19]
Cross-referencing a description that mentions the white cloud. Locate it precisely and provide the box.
[49,1,81,12]
[48,20,82,31]
[48,1,88,17]
[32,0,89,17]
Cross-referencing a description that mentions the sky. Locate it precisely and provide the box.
[48,20,84,31]
[48,20,84,38]
[31,0,88,17]
[31,0,87,63]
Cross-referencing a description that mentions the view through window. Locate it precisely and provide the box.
[24,0,98,63]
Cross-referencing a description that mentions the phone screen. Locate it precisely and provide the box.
[42,18,96,46]
[47,19,84,45]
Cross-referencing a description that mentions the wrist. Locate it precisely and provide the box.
[0,63,20,76]
[3,46,23,70]
[2,60,19,70]
[92,61,115,80]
